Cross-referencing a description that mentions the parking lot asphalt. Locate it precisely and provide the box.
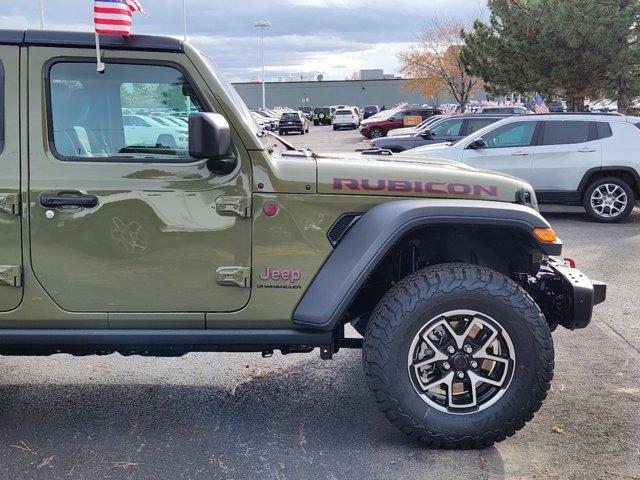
[0,125,638,480]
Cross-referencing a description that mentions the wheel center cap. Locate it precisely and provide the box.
[452,354,469,369]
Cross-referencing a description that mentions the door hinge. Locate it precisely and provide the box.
[215,196,250,218]
[0,193,20,216]
[216,266,251,288]
[0,265,22,288]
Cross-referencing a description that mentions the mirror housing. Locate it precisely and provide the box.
[189,113,235,173]
[469,137,486,149]
[420,129,432,138]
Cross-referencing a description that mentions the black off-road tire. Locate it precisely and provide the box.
[363,263,554,449]
[583,177,635,223]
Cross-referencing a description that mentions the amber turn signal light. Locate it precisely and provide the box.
[533,227,558,243]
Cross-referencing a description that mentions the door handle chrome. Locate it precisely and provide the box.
[511,152,529,156]
[577,148,597,153]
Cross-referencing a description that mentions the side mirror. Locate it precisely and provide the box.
[189,113,236,174]
[469,137,486,149]
[420,129,432,138]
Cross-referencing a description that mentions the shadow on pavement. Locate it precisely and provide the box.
[0,354,505,480]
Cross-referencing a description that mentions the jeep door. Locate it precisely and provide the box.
[27,47,252,319]
[461,120,539,184]
[531,120,602,192]
[0,44,23,311]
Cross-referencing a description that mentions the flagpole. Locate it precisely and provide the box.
[95,33,105,73]
[182,0,187,41]
[40,0,45,29]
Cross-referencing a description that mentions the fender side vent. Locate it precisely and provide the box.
[327,213,362,247]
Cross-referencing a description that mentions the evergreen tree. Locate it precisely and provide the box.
[461,0,640,112]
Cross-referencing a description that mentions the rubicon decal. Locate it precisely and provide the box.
[332,178,498,198]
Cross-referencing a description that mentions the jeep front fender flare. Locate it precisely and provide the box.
[292,199,562,331]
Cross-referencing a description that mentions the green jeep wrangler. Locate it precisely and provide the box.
[0,30,606,449]
[313,106,333,126]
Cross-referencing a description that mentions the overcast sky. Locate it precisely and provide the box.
[1,0,485,82]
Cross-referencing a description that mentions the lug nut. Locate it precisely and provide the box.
[442,362,451,370]
[456,371,465,379]
[464,345,473,354]
[470,360,478,369]
[447,346,456,354]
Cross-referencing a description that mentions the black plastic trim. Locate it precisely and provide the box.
[0,328,332,355]
[293,199,562,331]
[548,258,606,330]
[536,190,582,205]
[22,30,182,52]
[577,166,640,195]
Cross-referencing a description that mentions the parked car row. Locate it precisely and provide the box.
[370,114,510,152]
[359,106,443,139]
[390,113,640,223]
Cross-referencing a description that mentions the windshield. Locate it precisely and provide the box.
[201,54,261,136]
[335,110,353,115]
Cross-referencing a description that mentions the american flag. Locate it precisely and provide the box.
[534,93,550,114]
[94,0,146,36]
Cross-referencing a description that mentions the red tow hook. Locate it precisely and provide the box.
[563,258,577,269]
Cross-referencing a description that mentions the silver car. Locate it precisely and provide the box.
[405,113,640,222]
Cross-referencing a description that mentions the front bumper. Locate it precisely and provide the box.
[532,257,606,330]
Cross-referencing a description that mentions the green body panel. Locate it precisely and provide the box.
[24,47,253,324]
[0,38,539,329]
[0,45,23,312]
[207,193,392,328]
[316,152,533,203]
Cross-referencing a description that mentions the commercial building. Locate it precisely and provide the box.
[233,77,487,110]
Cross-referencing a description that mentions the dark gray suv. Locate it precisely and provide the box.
[369,114,511,152]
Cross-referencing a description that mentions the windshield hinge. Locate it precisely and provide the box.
[0,265,22,288]
[0,193,20,216]
[215,196,250,218]
[216,266,251,288]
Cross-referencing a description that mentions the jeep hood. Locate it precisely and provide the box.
[315,152,534,204]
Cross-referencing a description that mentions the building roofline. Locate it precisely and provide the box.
[0,29,182,52]
[232,78,412,86]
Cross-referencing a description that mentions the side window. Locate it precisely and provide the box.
[431,118,464,136]
[481,121,537,149]
[596,122,613,140]
[0,60,4,154]
[466,118,497,134]
[391,112,405,121]
[540,121,591,145]
[49,62,204,161]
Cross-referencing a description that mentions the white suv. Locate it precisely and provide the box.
[405,113,640,222]
[333,108,360,131]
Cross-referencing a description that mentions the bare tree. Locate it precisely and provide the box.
[398,18,483,110]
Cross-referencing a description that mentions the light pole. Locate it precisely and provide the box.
[254,20,271,110]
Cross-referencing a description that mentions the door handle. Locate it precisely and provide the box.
[511,151,529,156]
[40,193,98,208]
[577,148,597,153]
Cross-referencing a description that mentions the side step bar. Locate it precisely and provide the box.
[0,328,334,356]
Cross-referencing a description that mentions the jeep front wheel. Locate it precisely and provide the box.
[583,177,635,223]
[363,264,554,449]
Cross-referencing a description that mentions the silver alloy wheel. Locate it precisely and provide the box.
[407,310,515,414]
[370,129,383,139]
[590,183,628,219]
